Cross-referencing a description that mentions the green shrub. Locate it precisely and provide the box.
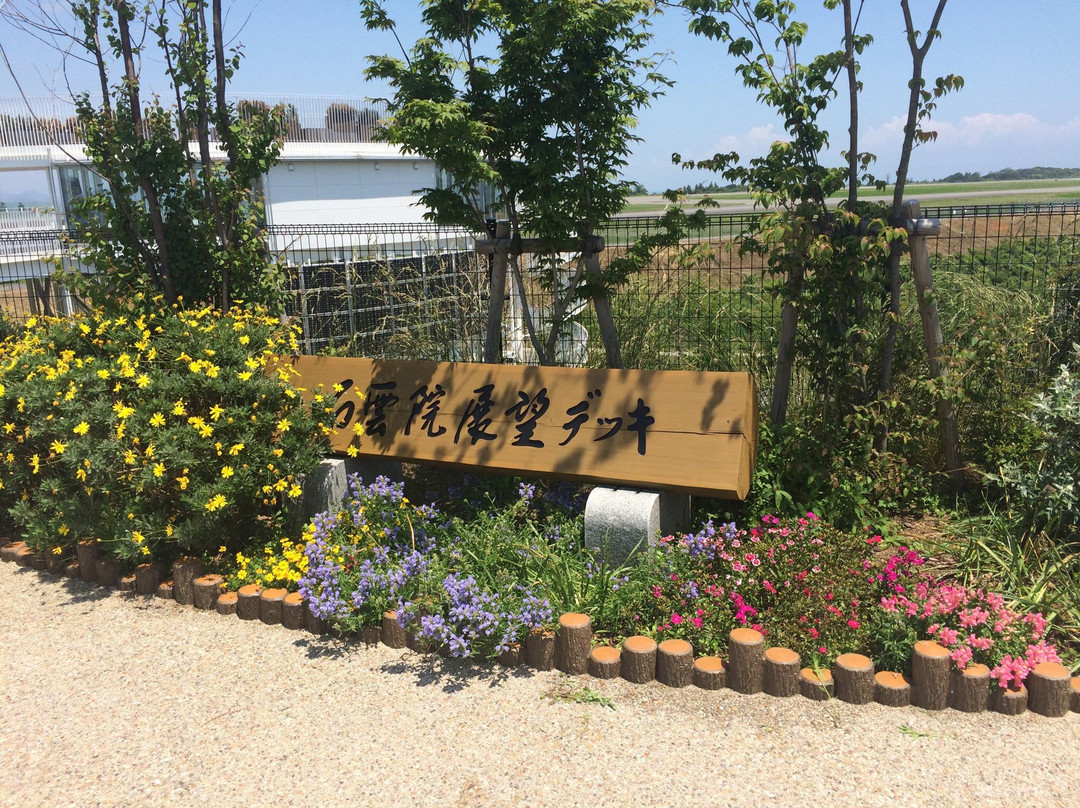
[0,298,334,566]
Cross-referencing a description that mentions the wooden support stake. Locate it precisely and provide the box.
[259,588,287,625]
[693,657,726,691]
[620,635,657,684]
[587,646,621,679]
[949,663,990,713]
[656,639,694,688]
[171,557,205,606]
[989,684,1027,716]
[727,628,765,694]
[381,610,407,648]
[215,591,238,616]
[76,540,99,582]
[911,640,951,710]
[874,671,911,708]
[834,653,875,705]
[236,584,262,620]
[192,575,224,611]
[282,592,305,630]
[555,613,592,675]
[498,643,524,667]
[763,647,800,697]
[135,563,162,596]
[799,668,834,701]
[526,629,556,671]
[482,220,510,364]
[1027,662,1071,718]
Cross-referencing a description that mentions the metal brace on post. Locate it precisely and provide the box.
[904,199,964,492]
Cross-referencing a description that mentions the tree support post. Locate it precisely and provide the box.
[904,200,964,493]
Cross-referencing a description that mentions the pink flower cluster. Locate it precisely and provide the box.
[880,582,1058,689]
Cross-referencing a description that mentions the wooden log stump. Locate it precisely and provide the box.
[498,643,524,667]
[304,602,328,636]
[192,575,224,611]
[45,554,66,575]
[282,592,305,630]
[76,540,99,582]
[727,628,765,694]
[799,667,834,701]
[236,584,262,620]
[0,541,24,563]
[259,588,287,625]
[693,657,726,691]
[94,558,119,587]
[118,573,136,592]
[587,646,621,680]
[620,635,657,684]
[949,663,990,713]
[555,613,592,675]
[656,639,694,688]
[171,558,205,606]
[989,684,1027,716]
[874,671,911,707]
[14,546,34,566]
[763,647,800,698]
[834,653,875,705]
[911,640,951,710]
[1028,662,1071,718]
[156,580,175,600]
[135,563,162,596]
[406,627,438,654]
[63,560,80,579]
[215,591,238,616]
[526,629,556,671]
[381,610,407,648]
[1071,676,1080,714]
[30,554,47,571]
[358,624,381,644]
[0,535,11,548]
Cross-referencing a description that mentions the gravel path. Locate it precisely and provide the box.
[2,562,1079,808]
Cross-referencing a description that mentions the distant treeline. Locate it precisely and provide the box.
[682,181,746,195]
[937,167,1080,183]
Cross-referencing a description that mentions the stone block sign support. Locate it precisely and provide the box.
[301,457,404,518]
[584,487,691,566]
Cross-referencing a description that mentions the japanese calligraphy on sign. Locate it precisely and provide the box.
[288,356,757,499]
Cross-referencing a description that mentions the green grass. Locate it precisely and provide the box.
[621,178,1080,213]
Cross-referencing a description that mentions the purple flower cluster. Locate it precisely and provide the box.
[298,510,346,619]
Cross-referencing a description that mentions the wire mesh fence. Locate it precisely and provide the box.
[0,202,1076,380]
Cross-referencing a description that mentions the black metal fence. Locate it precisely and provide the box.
[2,203,1077,380]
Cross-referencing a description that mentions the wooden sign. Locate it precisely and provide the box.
[288,356,757,499]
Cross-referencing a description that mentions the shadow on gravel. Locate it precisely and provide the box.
[53,576,114,605]
[293,635,363,660]
[377,655,535,693]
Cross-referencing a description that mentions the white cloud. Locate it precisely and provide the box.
[864,112,1080,150]
[713,123,779,156]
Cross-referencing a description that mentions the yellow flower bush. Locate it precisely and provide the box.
[227,537,310,590]
[0,296,336,566]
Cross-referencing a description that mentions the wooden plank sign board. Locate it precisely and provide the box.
[288,356,758,499]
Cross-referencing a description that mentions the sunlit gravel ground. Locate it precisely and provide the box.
[2,562,1078,808]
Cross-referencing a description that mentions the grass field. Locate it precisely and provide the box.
[621,178,1080,214]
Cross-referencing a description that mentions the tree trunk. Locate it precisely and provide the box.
[770,266,803,427]
[583,232,623,369]
[483,221,510,363]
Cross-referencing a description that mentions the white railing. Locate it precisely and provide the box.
[0,209,62,232]
[1,95,387,150]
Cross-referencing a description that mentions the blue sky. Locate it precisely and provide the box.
[2,0,1079,199]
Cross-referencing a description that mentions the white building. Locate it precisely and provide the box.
[0,95,440,231]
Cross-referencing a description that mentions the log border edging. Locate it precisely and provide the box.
[3,550,1077,721]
